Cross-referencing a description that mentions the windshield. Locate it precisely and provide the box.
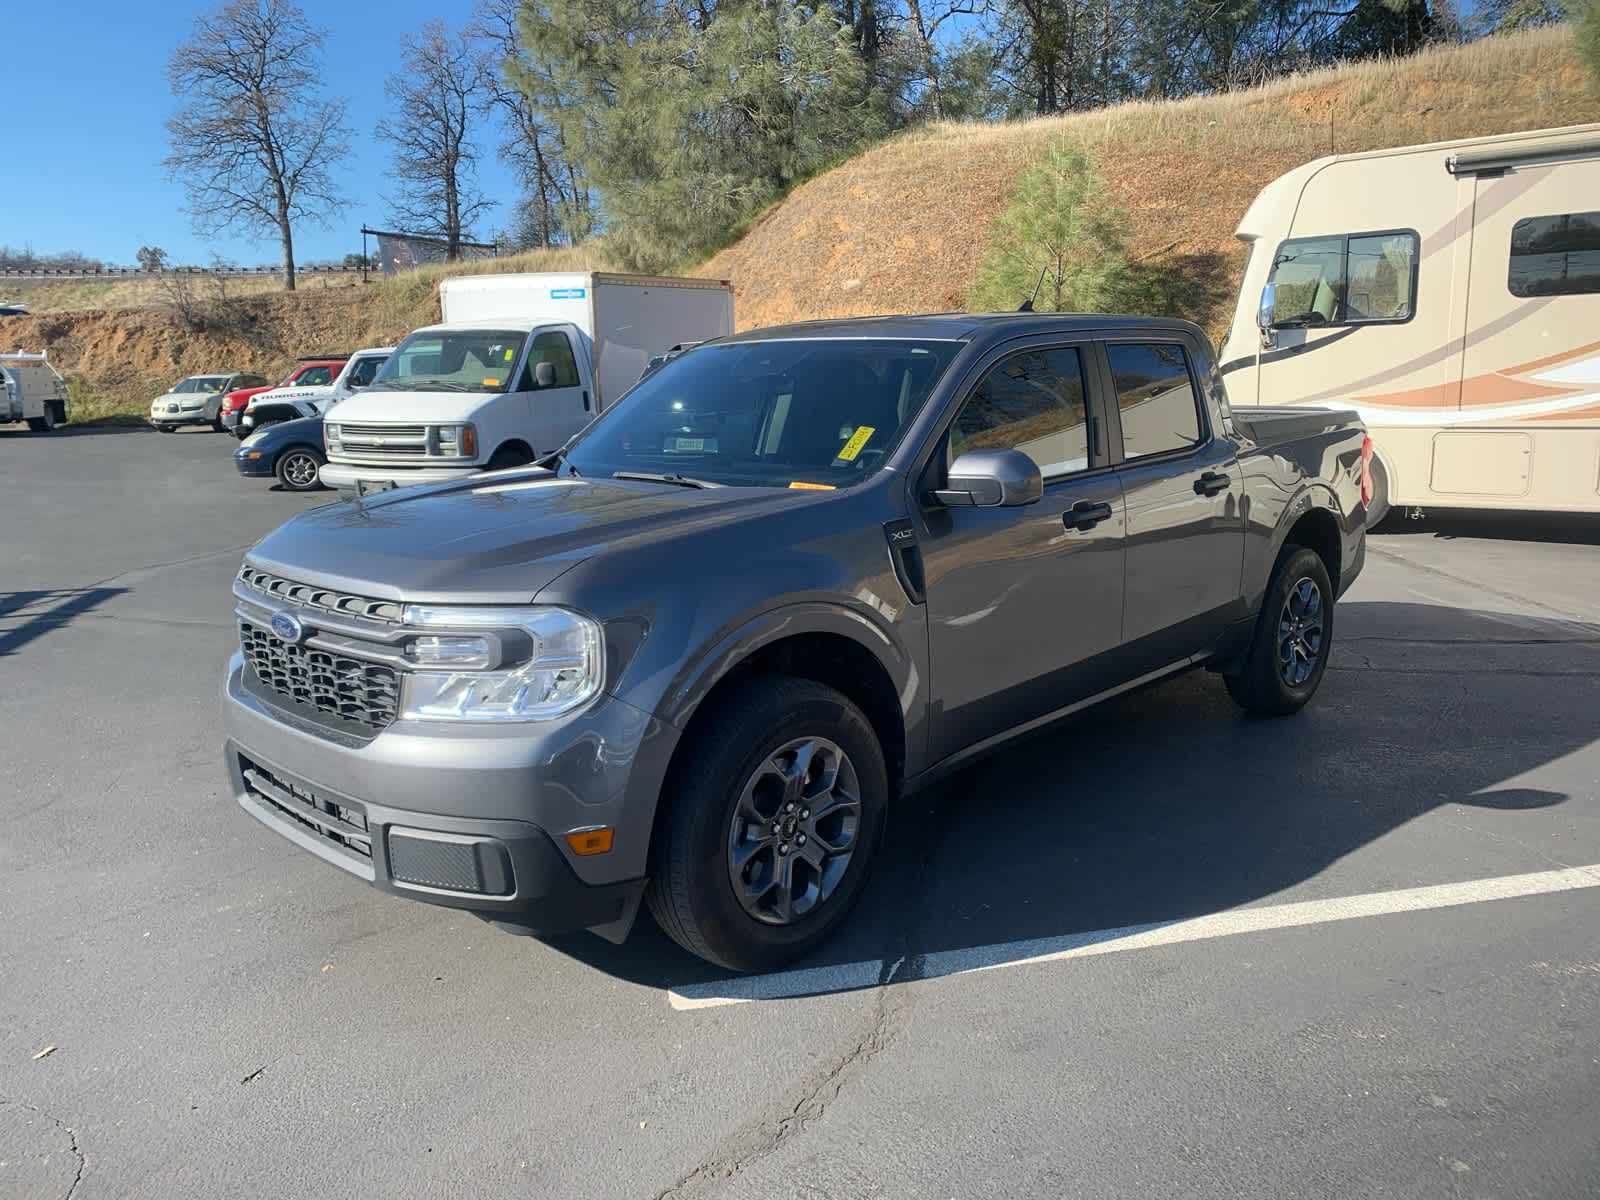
[173,376,229,394]
[366,329,528,394]
[564,338,963,489]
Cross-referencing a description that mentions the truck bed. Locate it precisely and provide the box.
[1232,405,1362,447]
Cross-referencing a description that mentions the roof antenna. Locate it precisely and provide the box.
[1017,265,1048,313]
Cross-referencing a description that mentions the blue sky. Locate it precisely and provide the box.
[5,1,517,267]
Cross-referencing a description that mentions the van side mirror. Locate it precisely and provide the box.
[1257,282,1276,332]
[534,361,556,389]
[933,449,1043,508]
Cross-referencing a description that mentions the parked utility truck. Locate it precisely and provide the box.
[318,273,735,496]
[1,351,70,431]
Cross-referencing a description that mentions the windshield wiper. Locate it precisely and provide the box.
[612,470,720,490]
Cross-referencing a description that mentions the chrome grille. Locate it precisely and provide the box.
[237,565,403,624]
[240,621,400,732]
[339,423,425,438]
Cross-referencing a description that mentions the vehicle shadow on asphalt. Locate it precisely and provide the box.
[0,421,159,438]
[544,600,1598,992]
[0,587,128,656]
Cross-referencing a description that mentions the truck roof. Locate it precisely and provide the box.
[716,312,1205,343]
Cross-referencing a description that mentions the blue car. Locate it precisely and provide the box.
[233,415,327,491]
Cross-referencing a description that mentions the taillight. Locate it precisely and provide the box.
[1359,437,1374,506]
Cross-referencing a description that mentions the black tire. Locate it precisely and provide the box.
[1365,454,1391,529]
[646,676,888,972]
[275,446,326,492]
[26,409,57,432]
[212,417,227,433]
[252,418,283,434]
[155,422,175,433]
[486,444,534,470]
[1225,544,1335,716]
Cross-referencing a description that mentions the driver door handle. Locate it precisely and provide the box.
[1064,500,1113,531]
[1194,470,1231,497]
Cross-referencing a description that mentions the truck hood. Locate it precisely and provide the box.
[323,391,500,424]
[246,471,794,603]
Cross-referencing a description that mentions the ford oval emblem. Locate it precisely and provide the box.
[270,611,304,643]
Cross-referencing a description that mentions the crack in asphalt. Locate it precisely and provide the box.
[653,979,912,1200]
[0,1100,85,1200]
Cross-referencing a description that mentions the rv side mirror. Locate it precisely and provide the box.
[933,449,1043,508]
[1257,283,1276,332]
[534,360,557,389]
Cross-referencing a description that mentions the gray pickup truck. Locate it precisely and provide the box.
[223,314,1369,971]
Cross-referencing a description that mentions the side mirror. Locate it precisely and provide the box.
[1257,282,1276,332]
[534,360,556,389]
[933,449,1043,508]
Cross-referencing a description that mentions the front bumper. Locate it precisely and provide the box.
[222,654,665,938]
[151,403,212,426]
[319,460,483,496]
[233,451,276,478]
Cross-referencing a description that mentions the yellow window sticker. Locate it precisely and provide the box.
[836,425,875,461]
[482,378,501,387]
[504,348,515,361]
[789,481,836,491]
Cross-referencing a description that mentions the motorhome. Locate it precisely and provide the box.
[1217,124,1600,521]
[318,272,735,497]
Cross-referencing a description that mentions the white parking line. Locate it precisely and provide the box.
[667,864,1600,1011]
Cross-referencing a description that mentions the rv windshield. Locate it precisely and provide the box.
[563,338,963,489]
[367,329,529,394]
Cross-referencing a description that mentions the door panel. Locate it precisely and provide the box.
[919,341,1126,761]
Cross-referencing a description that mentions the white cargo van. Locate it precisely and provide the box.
[0,351,70,431]
[1217,124,1600,522]
[319,272,735,496]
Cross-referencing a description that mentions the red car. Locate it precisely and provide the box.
[221,358,347,438]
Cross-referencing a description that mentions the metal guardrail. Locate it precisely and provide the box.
[0,266,366,279]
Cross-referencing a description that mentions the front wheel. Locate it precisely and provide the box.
[646,676,888,972]
[1225,544,1334,716]
[154,423,175,433]
[275,446,326,491]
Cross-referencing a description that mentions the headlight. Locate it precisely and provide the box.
[432,424,477,458]
[325,423,341,451]
[398,605,602,722]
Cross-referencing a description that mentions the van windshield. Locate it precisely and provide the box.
[367,329,528,393]
[564,338,963,489]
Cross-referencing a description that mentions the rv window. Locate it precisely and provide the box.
[1508,211,1600,298]
[1267,231,1418,326]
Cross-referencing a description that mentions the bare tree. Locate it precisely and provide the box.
[375,21,495,260]
[470,0,592,247]
[164,0,351,291]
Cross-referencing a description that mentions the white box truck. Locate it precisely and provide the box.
[1,350,70,431]
[1217,123,1600,522]
[319,272,735,496]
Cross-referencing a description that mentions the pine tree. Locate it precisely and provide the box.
[967,140,1130,313]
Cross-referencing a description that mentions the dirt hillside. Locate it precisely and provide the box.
[3,28,1594,420]
[698,27,1600,336]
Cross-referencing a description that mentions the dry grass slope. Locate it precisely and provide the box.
[697,27,1600,338]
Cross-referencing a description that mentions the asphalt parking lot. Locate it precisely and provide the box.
[3,423,1597,1199]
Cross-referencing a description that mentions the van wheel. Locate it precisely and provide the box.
[646,676,888,972]
[1225,545,1334,716]
[26,409,57,432]
[487,445,533,470]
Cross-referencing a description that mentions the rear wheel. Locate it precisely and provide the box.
[275,446,326,492]
[646,676,888,972]
[26,406,57,432]
[1224,544,1334,716]
[1365,455,1392,529]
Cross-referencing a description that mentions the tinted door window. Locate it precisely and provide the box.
[349,355,384,386]
[519,331,581,390]
[1107,343,1203,460]
[298,365,334,387]
[1508,211,1600,297]
[950,346,1089,478]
